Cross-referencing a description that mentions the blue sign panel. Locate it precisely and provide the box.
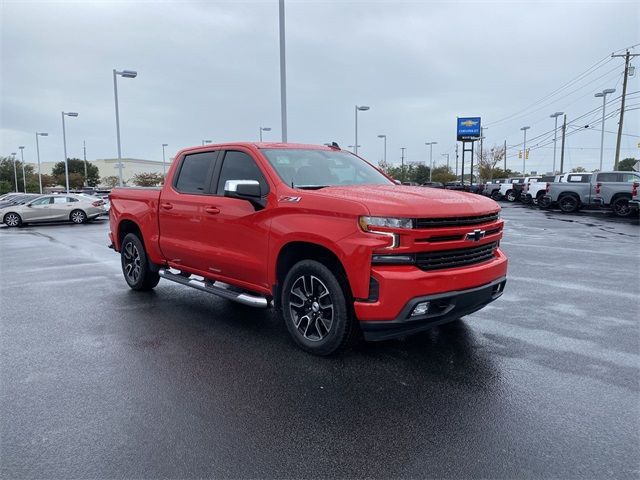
[457,117,481,141]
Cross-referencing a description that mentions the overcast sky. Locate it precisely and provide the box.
[1,0,638,174]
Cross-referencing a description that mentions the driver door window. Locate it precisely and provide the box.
[215,151,268,195]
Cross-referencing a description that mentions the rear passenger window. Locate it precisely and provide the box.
[621,173,640,183]
[216,151,268,195]
[597,173,618,182]
[53,197,68,204]
[175,152,217,194]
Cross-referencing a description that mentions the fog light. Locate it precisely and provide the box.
[411,301,430,316]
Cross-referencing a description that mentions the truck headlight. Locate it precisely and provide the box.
[359,216,413,231]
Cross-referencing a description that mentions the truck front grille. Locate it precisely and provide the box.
[415,241,498,271]
[415,213,499,228]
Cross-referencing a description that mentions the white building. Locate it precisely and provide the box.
[39,158,173,186]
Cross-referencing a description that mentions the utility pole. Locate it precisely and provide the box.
[400,147,406,182]
[279,0,288,142]
[83,140,88,187]
[503,140,507,171]
[455,143,459,179]
[559,114,567,174]
[611,50,639,169]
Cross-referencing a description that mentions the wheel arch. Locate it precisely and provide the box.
[274,241,352,306]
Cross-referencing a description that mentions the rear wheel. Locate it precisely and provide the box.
[3,212,22,228]
[612,197,632,217]
[120,233,160,291]
[70,209,87,224]
[559,194,579,213]
[490,190,502,201]
[281,260,354,356]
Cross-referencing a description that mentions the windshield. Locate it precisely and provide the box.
[261,148,393,188]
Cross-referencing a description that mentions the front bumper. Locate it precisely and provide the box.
[360,276,506,341]
[354,249,507,333]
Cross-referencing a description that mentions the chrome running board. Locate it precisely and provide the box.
[158,268,269,308]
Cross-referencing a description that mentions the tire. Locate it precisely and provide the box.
[281,259,354,356]
[70,209,87,224]
[120,233,160,291]
[558,194,579,213]
[490,190,502,201]
[3,212,22,228]
[538,196,551,209]
[505,190,517,202]
[611,197,632,218]
[521,194,531,205]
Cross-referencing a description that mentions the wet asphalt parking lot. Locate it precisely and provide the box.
[1,203,638,479]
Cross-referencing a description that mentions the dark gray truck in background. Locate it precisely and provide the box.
[542,171,640,217]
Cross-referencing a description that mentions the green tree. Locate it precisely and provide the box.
[571,166,587,172]
[0,180,12,195]
[51,158,100,187]
[431,165,456,183]
[0,157,37,192]
[132,172,164,187]
[617,158,638,171]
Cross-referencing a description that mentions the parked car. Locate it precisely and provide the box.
[496,178,525,202]
[482,179,507,200]
[1,194,106,227]
[629,181,639,214]
[444,181,468,191]
[521,175,553,204]
[109,142,507,355]
[542,171,640,216]
[76,193,109,214]
[421,181,444,188]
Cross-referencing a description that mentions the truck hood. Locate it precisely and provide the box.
[312,185,499,217]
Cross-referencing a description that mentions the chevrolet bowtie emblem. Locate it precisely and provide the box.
[466,229,486,242]
[460,120,478,127]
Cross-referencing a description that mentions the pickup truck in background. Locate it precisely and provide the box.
[630,181,639,214]
[523,174,565,205]
[497,177,528,202]
[482,179,507,200]
[542,171,640,216]
[518,176,543,204]
[108,142,508,355]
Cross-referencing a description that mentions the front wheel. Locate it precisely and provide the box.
[505,190,517,202]
[70,209,87,224]
[3,212,22,228]
[281,260,354,356]
[612,197,632,217]
[490,190,502,201]
[120,233,160,291]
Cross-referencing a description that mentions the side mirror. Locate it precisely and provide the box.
[26,203,33,208]
[224,180,261,199]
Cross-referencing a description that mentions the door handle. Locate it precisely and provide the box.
[160,203,173,210]
[204,206,220,214]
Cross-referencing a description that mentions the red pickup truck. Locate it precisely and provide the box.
[109,142,507,355]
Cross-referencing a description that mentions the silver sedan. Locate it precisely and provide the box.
[0,194,106,227]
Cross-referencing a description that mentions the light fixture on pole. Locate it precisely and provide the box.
[113,68,138,187]
[594,88,616,171]
[18,146,26,192]
[550,112,564,173]
[35,132,48,194]
[520,126,530,174]
[10,152,18,192]
[202,139,212,146]
[354,105,370,155]
[162,143,168,177]
[61,111,79,193]
[377,134,387,164]
[259,127,272,142]
[425,141,437,181]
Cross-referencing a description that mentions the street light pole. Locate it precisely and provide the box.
[35,132,47,194]
[354,105,370,155]
[594,88,616,171]
[162,143,168,177]
[83,140,88,186]
[550,112,564,173]
[11,152,17,192]
[520,126,530,174]
[441,153,449,170]
[425,141,437,181]
[279,0,288,142]
[18,146,26,192]
[377,134,387,164]
[259,127,272,142]
[400,147,406,182]
[112,68,138,187]
[61,111,78,193]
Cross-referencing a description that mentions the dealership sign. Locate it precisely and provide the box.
[457,117,481,141]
